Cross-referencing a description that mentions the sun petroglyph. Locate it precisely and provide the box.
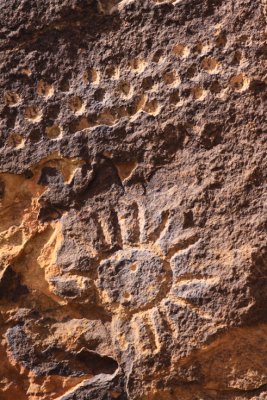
[95,202,217,357]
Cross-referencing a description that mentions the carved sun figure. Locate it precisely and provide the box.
[96,200,219,357]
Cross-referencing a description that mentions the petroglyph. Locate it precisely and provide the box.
[95,202,216,358]
[0,0,265,398]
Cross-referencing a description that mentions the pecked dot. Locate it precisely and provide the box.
[209,80,222,94]
[4,91,21,106]
[94,88,106,102]
[70,117,92,133]
[117,81,133,99]
[129,58,147,74]
[192,86,207,100]
[173,43,190,58]
[231,50,242,65]
[169,90,180,105]
[45,124,62,139]
[7,133,25,149]
[37,80,54,99]
[122,291,131,302]
[229,74,250,92]
[215,33,227,48]
[186,65,198,79]
[69,96,85,114]
[141,76,154,90]
[143,99,160,116]
[152,49,165,64]
[130,264,138,272]
[162,70,180,86]
[106,65,120,80]
[98,110,117,126]
[83,68,100,84]
[193,42,210,55]
[24,106,43,122]
[129,94,148,117]
[201,57,219,73]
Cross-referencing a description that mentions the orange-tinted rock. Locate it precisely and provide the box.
[0,0,266,399]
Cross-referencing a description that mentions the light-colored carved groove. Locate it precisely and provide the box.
[148,210,170,243]
[37,80,54,99]
[159,301,179,338]
[174,275,219,285]
[92,214,112,251]
[115,160,137,181]
[173,43,190,58]
[150,307,173,350]
[167,293,213,320]
[69,95,85,115]
[229,73,250,92]
[201,57,220,74]
[4,91,21,106]
[111,315,129,351]
[97,216,114,250]
[118,202,140,245]
[131,312,158,355]
[7,133,25,149]
[24,106,43,122]
[166,233,200,259]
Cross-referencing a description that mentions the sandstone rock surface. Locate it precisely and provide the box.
[0,0,266,399]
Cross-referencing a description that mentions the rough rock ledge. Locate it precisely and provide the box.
[0,0,266,399]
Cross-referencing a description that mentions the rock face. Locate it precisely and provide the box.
[0,0,266,399]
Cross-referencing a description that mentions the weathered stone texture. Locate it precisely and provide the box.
[0,0,266,399]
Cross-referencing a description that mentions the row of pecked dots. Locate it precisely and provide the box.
[3,80,59,149]
[67,59,165,134]
[93,42,251,114]
[4,70,104,145]
[170,40,251,103]
[69,48,251,131]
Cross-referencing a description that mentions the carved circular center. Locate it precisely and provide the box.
[97,248,168,312]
